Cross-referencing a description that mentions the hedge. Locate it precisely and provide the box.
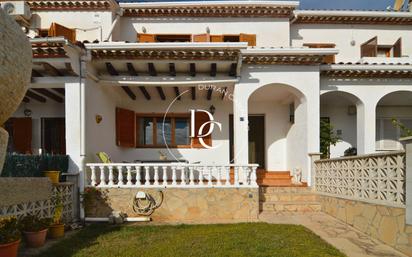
[1,154,69,177]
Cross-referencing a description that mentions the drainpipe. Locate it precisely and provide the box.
[105,10,123,42]
[78,51,87,221]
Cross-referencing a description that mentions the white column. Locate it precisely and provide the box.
[233,88,249,165]
[357,102,376,154]
[65,82,82,172]
[400,137,412,225]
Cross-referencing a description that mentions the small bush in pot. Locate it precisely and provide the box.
[19,215,51,248]
[49,194,65,239]
[0,216,21,257]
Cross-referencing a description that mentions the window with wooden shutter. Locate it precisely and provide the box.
[361,36,378,57]
[210,35,224,42]
[192,33,210,42]
[48,23,76,43]
[303,43,336,64]
[137,33,156,43]
[116,107,136,148]
[393,38,402,57]
[191,111,212,148]
[11,117,32,154]
[239,33,256,46]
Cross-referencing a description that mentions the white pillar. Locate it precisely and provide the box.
[233,88,249,165]
[400,137,412,225]
[65,82,82,172]
[357,101,376,154]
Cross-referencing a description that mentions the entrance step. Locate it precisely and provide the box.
[257,170,305,187]
[259,186,321,214]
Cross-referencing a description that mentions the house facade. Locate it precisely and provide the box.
[4,0,412,187]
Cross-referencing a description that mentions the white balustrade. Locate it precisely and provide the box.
[85,163,259,188]
[314,151,406,207]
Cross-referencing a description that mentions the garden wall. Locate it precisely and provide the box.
[0,178,76,222]
[320,195,412,257]
[86,188,259,223]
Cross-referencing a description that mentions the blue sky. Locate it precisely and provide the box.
[119,0,404,11]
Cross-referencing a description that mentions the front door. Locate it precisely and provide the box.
[248,115,265,168]
[229,115,265,168]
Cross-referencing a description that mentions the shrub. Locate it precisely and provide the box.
[0,217,21,244]
[1,154,68,177]
[19,215,51,232]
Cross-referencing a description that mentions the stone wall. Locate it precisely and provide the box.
[320,195,412,256]
[86,188,259,223]
[0,177,52,206]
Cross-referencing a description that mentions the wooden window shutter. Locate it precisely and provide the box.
[191,112,212,148]
[48,23,76,43]
[210,35,224,42]
[12,117,32,154]
[239,33,256,46]
[361,36,378,57]
[393,38,402,57]
[116,108,136,148]
[138,33,156,43]
[192,33,210,42]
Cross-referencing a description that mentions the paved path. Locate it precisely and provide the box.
[259,212,408,257]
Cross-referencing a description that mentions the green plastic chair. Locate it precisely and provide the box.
[96,152,112,164]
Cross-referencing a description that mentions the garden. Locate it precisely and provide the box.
[2,222,346,257]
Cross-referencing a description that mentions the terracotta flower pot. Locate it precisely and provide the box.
[43,171,60,184]
[48,224,64,239]
[0,239,20,257]
[23,229,48,248]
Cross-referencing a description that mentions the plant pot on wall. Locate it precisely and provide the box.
[48,224,64,239]
[0,239,20,257]
[43,171,60,184]
[23,229,48,248]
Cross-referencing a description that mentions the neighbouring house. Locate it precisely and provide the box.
[2,0,412,227]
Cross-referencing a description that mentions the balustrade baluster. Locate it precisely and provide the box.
[90,166,96,186]
[154,166,159,186]
[172,166,177,186]
[126,166,132,186]
[145,166,150,186]
[162,166,168,186]
[108,166,114,186]
[234,166,239,186]
[99,166,106,186]
[189,166,195,185]
[216,166,222,186]
[208,166,212,186]
[117,165,124,186]
[135,166,141,186]
[225,166,230,186]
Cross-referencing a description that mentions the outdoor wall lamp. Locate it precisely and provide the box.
[142,26,147,33]
[24,108,32,117]
[95,114,103,124]
[209,105,216,115]
[206,26,210,34]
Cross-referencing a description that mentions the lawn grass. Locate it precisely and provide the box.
[36,223,346,257]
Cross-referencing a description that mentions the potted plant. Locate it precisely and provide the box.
[43,170,60,184]
[48,194,65,239]
[19,215,50,248]
[0,217,21,257]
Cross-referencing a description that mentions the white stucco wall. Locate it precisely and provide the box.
[117,17,290,47]
[291,24,412,62]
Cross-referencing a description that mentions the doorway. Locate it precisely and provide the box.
[229,115,265,168]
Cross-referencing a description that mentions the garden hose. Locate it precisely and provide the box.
[132,190,163,216]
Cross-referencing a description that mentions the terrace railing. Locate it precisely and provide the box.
[85,163,258,188]
[314,151,406,207]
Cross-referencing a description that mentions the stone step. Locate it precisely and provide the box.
[259,186,313,194]
[257,178,293,187]
[260,201,322,213]
[260,193,319,202]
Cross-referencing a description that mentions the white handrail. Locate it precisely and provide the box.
[85,163,258,188]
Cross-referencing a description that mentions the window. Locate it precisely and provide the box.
[137,33,256,46]
[361,37,402,58]
[136,114,190,147]
[376,118,412,151]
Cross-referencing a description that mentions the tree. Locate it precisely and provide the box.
[392,118,412,137]
[320,119,340,159]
